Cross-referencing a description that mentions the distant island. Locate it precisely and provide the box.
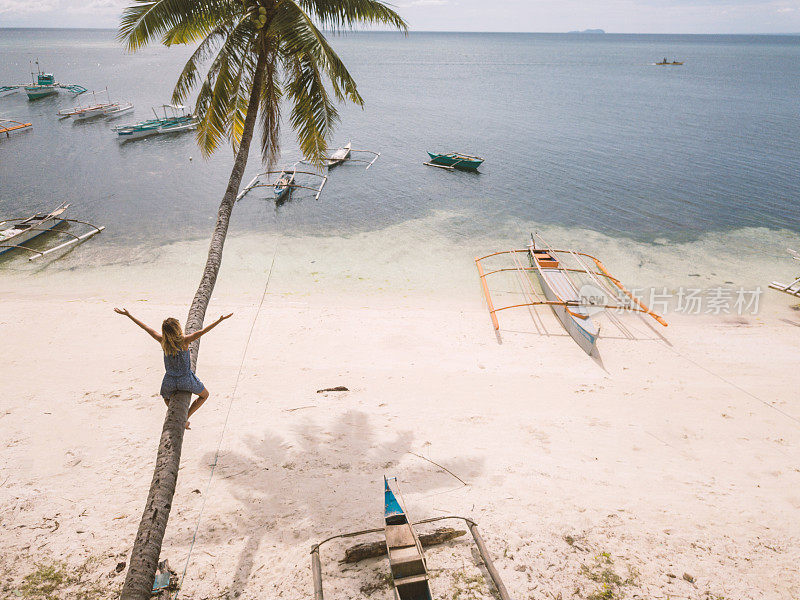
[568,29,606,34]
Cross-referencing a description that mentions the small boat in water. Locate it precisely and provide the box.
[769,249,800,298]
[0,119,33,137]
[322,142,381,169]
[0,61,87,100]
[424,151,484,171]
[237,163,328,203]
[273,168,296,202]
[655,59,684,66]
[114,104,197,140]
[0,204,68,255]
[0,203,105,260]
[384,477,433,600]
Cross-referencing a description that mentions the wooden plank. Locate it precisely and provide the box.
[342,527,466,563]
[385,523,416,548]
[388,546,426,578]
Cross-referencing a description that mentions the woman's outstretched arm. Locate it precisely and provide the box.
[114,308,162,343]
[184,313,233,343]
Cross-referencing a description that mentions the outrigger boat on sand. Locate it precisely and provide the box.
[384,477,433,600]
[475,233,667,354]
[424,151,484,171]
[237,163,327,203]
[0,203,105,261]
[769,249,800,297]
[310,477,513,600]
[0,61,87,100]
[321,142,380,169]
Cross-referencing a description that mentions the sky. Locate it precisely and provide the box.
[0,0,799,33]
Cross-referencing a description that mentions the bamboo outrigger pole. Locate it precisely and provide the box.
[474,248,668,330]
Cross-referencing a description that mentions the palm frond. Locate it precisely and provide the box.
[194,22,256,157]
[283,51,339,166]
[297,0,408,32]
[258,40,282,165]
[119,0,234,51]
[274,1,362,105]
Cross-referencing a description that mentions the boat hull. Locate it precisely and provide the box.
[533,266,599,355]
[0,216,65,256]
[25,85,56,100]
[326,143,352,167]
[427,152,483,170]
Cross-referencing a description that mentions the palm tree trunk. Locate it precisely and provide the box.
[120,45,269,600]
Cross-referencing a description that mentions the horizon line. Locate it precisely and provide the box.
[0,26,799,36]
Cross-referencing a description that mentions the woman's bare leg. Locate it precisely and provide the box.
[185,388,209,429]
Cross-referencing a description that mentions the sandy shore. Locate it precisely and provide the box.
[2,231,800,600]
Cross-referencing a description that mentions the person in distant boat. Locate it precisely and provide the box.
[114,308,233,429]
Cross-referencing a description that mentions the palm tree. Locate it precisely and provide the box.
[117,2,406,598]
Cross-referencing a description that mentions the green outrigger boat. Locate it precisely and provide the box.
[0,62,86,100]
[424,151,484,171]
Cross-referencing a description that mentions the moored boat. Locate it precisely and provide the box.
[0,61,88,100]
[0,204,69,255]
[425,151,484,171]
[384,477,433,600]
[0,119,33,137]
[322,142,380,169]
[114,104,197,140]
[273,168,296,202]
[0,203,105,260]
[529,245,600,355]
[237,164,327,203]
[103,101,134,119]
[769,249,800,297]
[474,234,668,354]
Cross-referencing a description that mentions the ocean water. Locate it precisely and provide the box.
[1,29,798,290]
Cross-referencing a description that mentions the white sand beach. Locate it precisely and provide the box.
[2,228,800,600]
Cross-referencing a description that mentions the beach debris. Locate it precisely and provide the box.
[316,386,349,393]
[151,559,176,594]
[409,451,469,485]
[116,561,126,573]
[683,572,696,583]
[342,526,467,563]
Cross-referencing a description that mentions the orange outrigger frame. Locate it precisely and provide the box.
[0,119,32,137]
[474,246,668,331]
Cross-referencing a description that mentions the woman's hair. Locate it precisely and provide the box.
[161,318,185,355]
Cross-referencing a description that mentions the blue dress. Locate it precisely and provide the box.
[160,349,205,399]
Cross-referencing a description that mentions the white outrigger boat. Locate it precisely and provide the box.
[58,89,134,120]
[321,142,380,169]
[475,233,667,354]
[0,203,105,261]
[769,249,800,297]
[237,163,328,203]
[113,104,197,140]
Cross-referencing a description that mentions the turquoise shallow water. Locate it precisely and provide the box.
[0,30,798,271]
